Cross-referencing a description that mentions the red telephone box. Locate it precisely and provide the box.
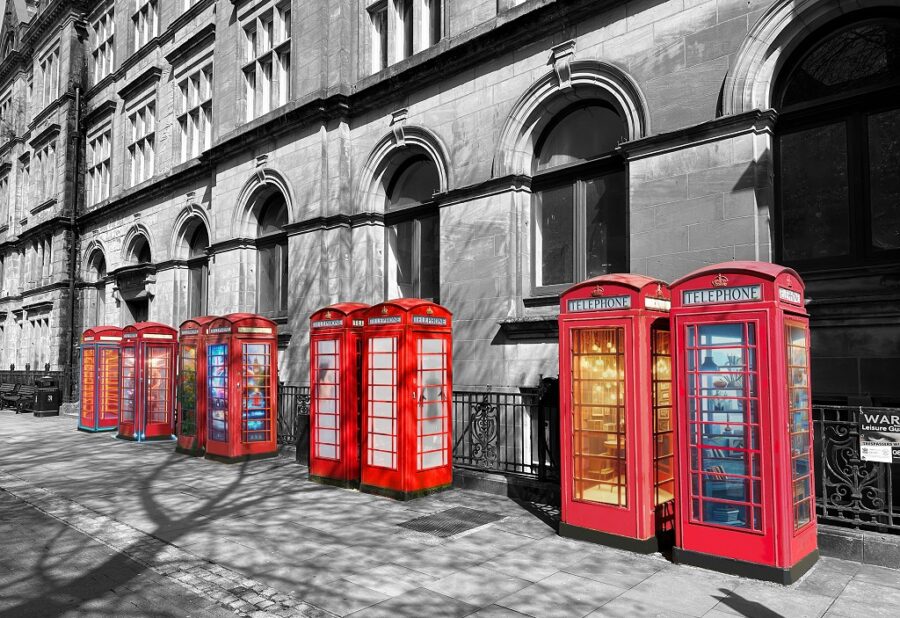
[558,275,674,552]
[176,316,217,455]
[360,300,453,500]
[670,261,817,583]
[309,303,369,487]
[204,313,279,463]
[79,326,124,433]
[118,322,178,441]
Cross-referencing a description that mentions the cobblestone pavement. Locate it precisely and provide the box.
[2,412,899,618]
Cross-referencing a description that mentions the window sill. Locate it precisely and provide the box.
[0,224,8,234]
[522,293,561,308]
[30,198,56,215]
[498,316,559,341]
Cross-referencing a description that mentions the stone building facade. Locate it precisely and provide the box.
[0,0,898,404]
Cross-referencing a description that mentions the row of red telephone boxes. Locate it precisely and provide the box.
[77,300,454,499]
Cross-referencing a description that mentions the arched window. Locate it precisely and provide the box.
[86,250,107,328]
[775,17,900,267]
[256,192,288,317]
[129,235,152,265]
[385,154,440,302]
[532,101,628,291]
[186,224,209,318]
[124,234,151,323]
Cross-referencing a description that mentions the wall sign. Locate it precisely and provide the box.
[859,409,900,463]
[368,316,402,325]
[644,297,671,312]
[567,296,631,312]
[778,287,802,305]
[682,285,762,306]
[208,327,231,334]
[181,328,200,336]
[412,315,447,326]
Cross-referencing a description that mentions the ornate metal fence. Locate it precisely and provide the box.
[814,404,900,533]
[452,379,559,481]
[277,384,310,445]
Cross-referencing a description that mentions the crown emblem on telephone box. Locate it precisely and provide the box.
[711,273,729,287]
[590,285,605,297]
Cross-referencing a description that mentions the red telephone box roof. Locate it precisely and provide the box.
[561,274,671,315]
[179,315,218,335]
[310,303,370,330]
[670,261,802,287]
[207,313,278,335]
[364,299,452,328]
[122,322,178,341]
[82,325,124,342]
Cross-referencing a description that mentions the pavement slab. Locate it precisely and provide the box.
[0,412,889,618]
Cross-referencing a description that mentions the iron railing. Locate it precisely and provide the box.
[277,384,309,445]
[276,380,560,481]
[814,404,900,533]
[452,380,559,481]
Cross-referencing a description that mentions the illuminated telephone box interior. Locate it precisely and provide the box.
[79,326,124,433]
[204,314,279,463]
[670,261,817,583]
[558,275,674,552]
[360,300,453,500]
[118,322,178,441]
[176,316,217,456]
[309,303,369,488]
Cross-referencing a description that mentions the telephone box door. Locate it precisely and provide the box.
[675,311,775,563]
[143,343,175,438]
[120,346,138,438]
[411,333,452,481]
[364,332,402,488]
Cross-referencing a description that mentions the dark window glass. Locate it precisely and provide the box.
[585,173,627,277]
[429,0,441,46]
[780,21,900,107]
[187,225,209,317]
[534,185,574,286]
[135,238,151,264]
[534,103,627,173]
[868,108,900,251]
[778,123,851,261]
[256,193,288,317]
[385,156,440,301]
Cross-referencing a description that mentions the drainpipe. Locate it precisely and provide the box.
[64,85,82,401]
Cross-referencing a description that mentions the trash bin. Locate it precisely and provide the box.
[33,376,61,417]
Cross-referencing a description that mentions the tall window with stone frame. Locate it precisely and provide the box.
[38,45,60,111]
[531,101,628,294]
[242,2,291,122]
[0,92,12,139]
[33,140,57,206]
[256,193,289,318]
[368,0,442,74]
[369,2,388,73]
[775,17,900,270]
[385,155,440,302]
[133,0,158,52]
[19,157,29,212]
[128,101,155,186]
[92,7,115,85]
[178,65,212,162]
[0,174,8,229]
[87,128,111,205]
[86,250,107,328]
[186,225,209,318]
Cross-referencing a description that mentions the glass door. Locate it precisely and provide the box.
[242,343,272,442]
[416,336,449,470]
[207,343,228,442]
[81,346,96,427]
[367,336,398,469]
[652,328,674,506]
[121,347,136,425]
[179,344,198,436]
[146,345,172,426]
[99,347,120,426]
[786,321,814,530]
[685,321,763,531]
[571,327,627,506]
[313,338,340,460]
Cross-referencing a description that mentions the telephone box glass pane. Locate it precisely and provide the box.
[180,344,198,436]
[571,328,627,506]
[417,337,448,470]
[147,346,171,424]
[368,336,398,469]
[121,347,136,423]
[242,343,271,443]
[652,329,674,506]
[208,343,228,441]
[100,347,120,424]
[786,322,814,529]
[686,322,762,530]
[82,347,96,426]
[314,338,341,460]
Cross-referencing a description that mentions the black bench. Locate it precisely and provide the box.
[8,385,37,414]
[0,383,19,410]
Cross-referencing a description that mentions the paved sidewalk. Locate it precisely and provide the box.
[1,412,899,617]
